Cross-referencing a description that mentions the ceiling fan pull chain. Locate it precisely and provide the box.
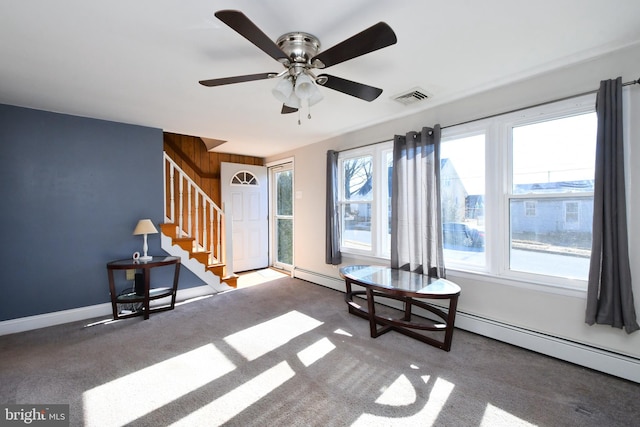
[298,108,301,125]
[308,99,312,120]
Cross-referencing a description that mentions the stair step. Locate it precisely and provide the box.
[160,222,230,287]
[190,251,210,264]
[173,237,195,253]
[207,263,225,277]
[222,274,238,288]
[159,223,177,239]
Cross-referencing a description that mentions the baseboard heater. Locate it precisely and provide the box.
[293,267,640,383]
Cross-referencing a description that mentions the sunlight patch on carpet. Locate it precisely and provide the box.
[224,310,323,361]
[375,374,416,406]
[352,376,454,426]
[480,403,538,427]
[297,337,336,367]
[236,268,289,288]
[83,344,236,427]
[170,361,296,426]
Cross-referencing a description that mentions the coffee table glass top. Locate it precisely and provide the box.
[339,265,460,295]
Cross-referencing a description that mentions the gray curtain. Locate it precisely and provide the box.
[390,125,445,277]
[325,150,342,265]
[585,77,639,333]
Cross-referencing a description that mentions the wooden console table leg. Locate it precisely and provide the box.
[403,297,413,321]
[366,288,377,338]
[143,269,151,320]
[107,269,119,320]
[442,295,459,351]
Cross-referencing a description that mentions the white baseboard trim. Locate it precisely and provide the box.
[293,267,640,383]
[0,284,219,337]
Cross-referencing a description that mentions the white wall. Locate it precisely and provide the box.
[266,43,640,362]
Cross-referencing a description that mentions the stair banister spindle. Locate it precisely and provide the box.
[163,157,168,221]
[209,206,214,264]
[202,199,208,259]
[187,182,192,239]
[169,163,176,224]
[194,190,200,249]
[178,174,184,238]
[216,211,222,264]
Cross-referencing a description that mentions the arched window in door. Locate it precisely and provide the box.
[231,171,259,186]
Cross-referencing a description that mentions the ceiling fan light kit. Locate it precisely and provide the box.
[199,10,397,123]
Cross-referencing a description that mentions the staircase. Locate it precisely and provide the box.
[162,152,237,290]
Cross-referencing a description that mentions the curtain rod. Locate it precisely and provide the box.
[340,77,639,153]
[441,76,639,130]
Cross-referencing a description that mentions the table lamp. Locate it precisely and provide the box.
[133,219,158,261]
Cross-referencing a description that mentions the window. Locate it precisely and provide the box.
[231,171,258,185]
[508,112,596,280]
[336,93,603,290]
[271,165,293,269]
[338,142,392,258]
[440,132,486,268]
[525,201,537,217]
[564,201,580,224]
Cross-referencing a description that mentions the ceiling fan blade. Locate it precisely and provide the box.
[199,72,275,87]
[215,10,288,62]
[281,105,298,114]
[311,22,397,69]
[318,74,383,101]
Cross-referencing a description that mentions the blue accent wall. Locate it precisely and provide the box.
[0,104,203,321]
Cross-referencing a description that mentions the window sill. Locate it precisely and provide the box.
[445,267,588,299]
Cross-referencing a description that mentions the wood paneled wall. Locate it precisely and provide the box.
[163,132,264,206]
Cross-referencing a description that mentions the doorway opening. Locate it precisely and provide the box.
[269,161,294,272]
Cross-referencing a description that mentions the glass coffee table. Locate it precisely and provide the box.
[339,265,461,351]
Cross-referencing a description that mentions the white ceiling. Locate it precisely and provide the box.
[2,1,640,157]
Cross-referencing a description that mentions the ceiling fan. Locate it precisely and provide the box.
[199,10,397,118]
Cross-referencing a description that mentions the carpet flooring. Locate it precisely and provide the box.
[1,275,638,426]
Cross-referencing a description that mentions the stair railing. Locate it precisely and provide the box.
[163,152,225,266]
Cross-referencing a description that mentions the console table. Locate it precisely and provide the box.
[339,265,461,351]
[106,256,181,320]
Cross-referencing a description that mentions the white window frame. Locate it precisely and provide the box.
[438,94,599,294]
[338,141,393,259]
[337,93,620,295]
[440,123,490,272]
[500,94,596,290]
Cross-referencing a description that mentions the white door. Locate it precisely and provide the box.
[221,162,269,273]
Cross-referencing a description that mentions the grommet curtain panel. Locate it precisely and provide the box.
[585,77,639,334]
[390,125,445,277]
[325,150,342,265]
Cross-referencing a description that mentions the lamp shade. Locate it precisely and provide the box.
[133,219,158,235]
[272,77,302,109]
[272,78,294,103]
[294,73,318,100]
[307,88,324,107]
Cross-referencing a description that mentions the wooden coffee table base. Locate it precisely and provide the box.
[345,288,459,351]
[340,265,460,352]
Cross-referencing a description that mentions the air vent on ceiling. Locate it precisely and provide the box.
[392,87,431,105]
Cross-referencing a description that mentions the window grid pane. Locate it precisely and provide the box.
[509,112,596,280]
[440,134,486,267]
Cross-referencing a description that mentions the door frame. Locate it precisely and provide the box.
[221,162,269,273]
[267,157,294,272]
